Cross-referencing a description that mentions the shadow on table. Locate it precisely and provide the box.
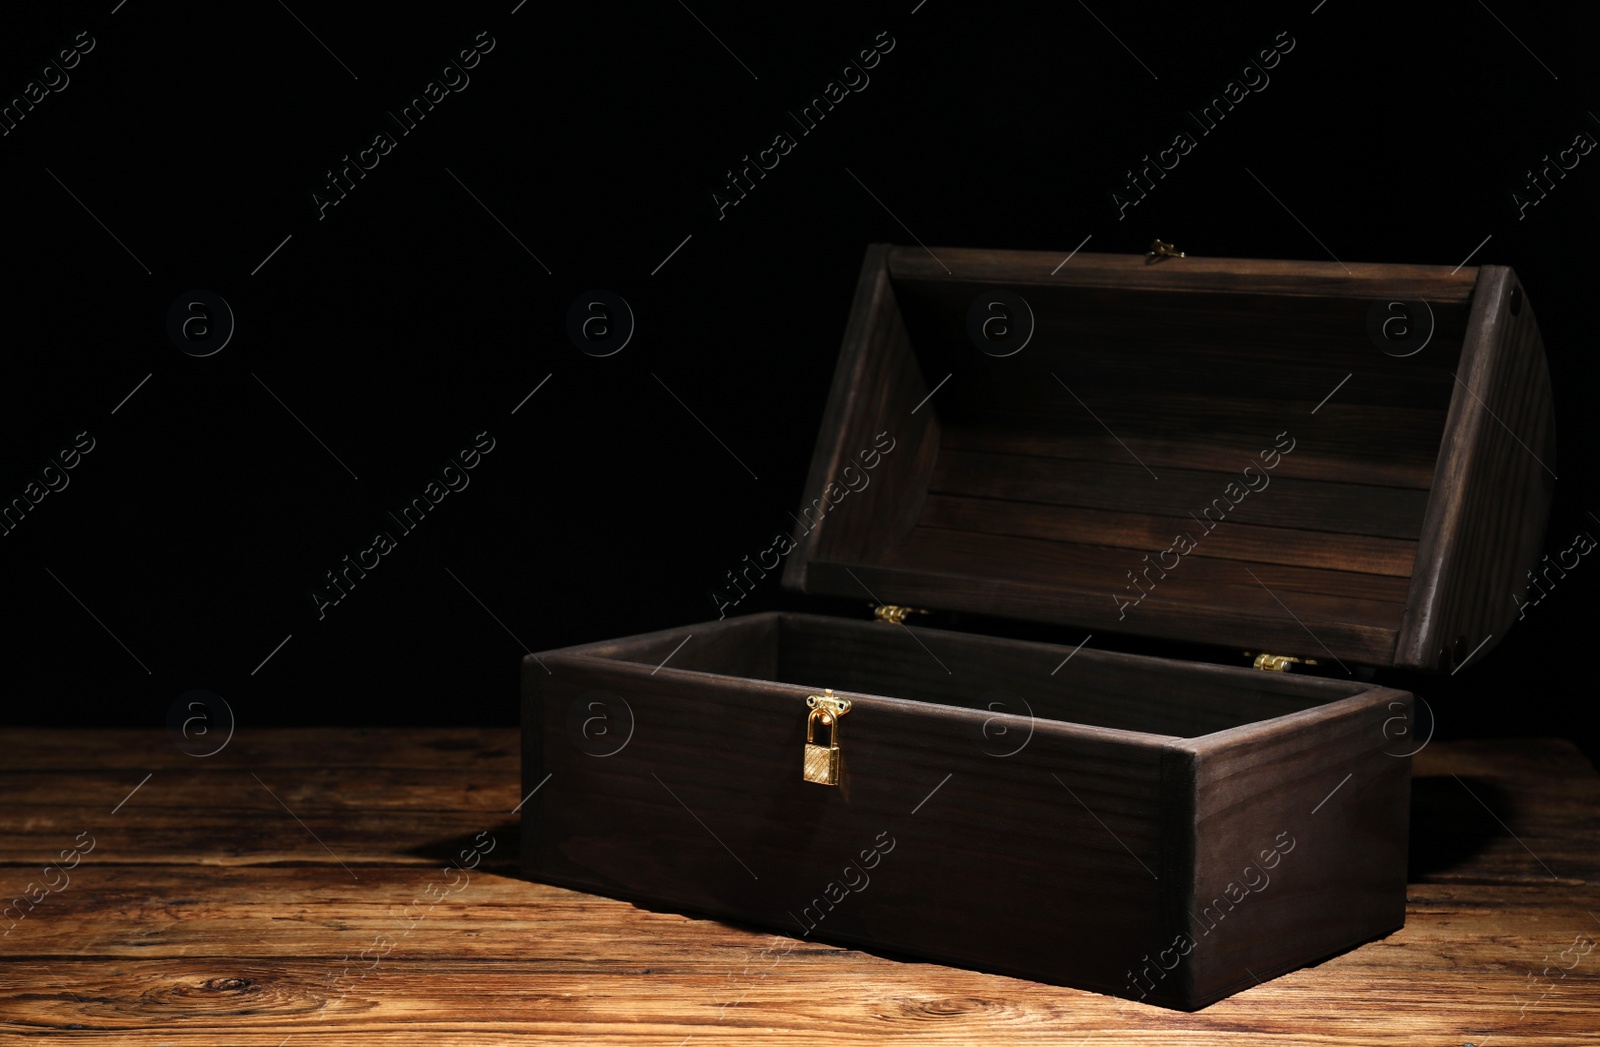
[407,822,520,873]
[1407,773,1512,881]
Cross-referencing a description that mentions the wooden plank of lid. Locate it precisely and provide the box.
[888,246,1480,301]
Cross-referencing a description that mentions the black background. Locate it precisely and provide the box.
[1,2,1595,763]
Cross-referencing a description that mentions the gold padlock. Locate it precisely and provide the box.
[802,689,850,786]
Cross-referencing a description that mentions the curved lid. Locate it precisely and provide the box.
[780,245,1556,674]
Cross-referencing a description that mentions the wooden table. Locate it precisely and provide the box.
[2,729,1596,1045]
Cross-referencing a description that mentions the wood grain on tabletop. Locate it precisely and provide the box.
[0,728,1594,1045]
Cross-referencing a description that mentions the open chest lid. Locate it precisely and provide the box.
[780,244,1557,674]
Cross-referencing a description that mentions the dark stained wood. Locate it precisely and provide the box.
[925,450,1433,538]
[941,418,1444,490]
[806,557,1404,665]
[781,244,940,592]
[522,612,1410,1009]
[628,613,780,680]
[889,285,1468,413]
[918,494,1420,575]
[1177,689,1413,1006]
[544,612,1379,736]
[784,245,1556,670]
[887,247,1482,301]
[6,728,1596,1045]
[879,529,1416,607]
[767,614,1362,737]
[1396,266,1560,670]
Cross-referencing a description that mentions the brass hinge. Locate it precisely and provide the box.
[1244,651,1320,672]
[873,604,930,624]
[1146,239,1186,263]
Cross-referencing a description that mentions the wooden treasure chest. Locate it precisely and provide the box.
[520,244,1555,1009]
